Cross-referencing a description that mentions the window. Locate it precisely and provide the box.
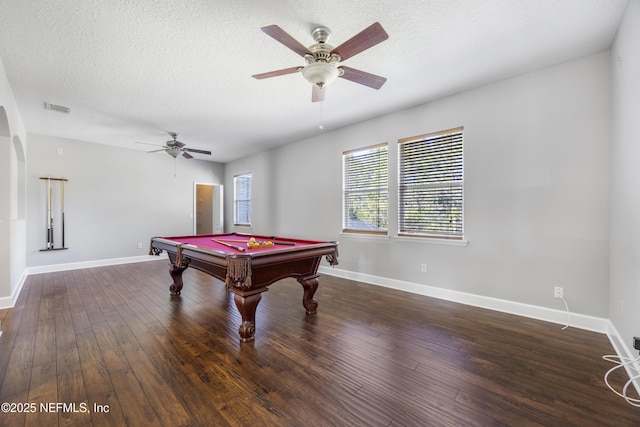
[398,127,463,239]
[342,143,388,234]
[233,173,252,226]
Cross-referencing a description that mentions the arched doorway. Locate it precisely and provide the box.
[0,106,12,300]
[0,105,27,303]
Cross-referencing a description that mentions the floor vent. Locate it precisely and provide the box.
[44,102,70,114]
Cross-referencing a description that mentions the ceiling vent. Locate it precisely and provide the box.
[44,102,70,114]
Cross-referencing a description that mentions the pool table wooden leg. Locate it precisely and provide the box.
[169,264,187,296]
[233,291,263,342]
[298,274,319,315]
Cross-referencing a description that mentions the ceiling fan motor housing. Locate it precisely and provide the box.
[302,28,342,87]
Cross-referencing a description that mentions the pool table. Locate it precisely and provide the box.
[149,233,339,342]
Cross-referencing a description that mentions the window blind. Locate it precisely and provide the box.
[398,127,463,238]
[234,173,252,226]
[342,143,388,234]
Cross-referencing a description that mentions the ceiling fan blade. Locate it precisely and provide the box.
[146,149,167,153]
[252,66,301,80]
[311,85,325,103]
[339,66,387,89]
[183,148,212,155]
[182,152,194,159]
[331,22,389,62]
[135,141,164,147]
[261,25,311,57]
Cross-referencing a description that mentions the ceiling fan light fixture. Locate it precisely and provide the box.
[166,147,180,158]
[301,62,339,87]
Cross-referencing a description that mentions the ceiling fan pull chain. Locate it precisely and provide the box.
[319,101,324,130]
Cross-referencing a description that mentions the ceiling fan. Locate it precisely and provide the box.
[252,22,389,102]
[135,132,211,159]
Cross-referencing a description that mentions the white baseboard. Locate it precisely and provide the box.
[606,322,640,396]
[318,266,609,333]
[318,266,640,396]
[0,270,28,310]
[0,255,167,310]
[4,259,635,393]
[25,254,166,275]
[3,259,614,334]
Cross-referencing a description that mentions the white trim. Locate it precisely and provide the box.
[319,266,607,332]
[339,233,390,241]
[26,254,167,275]
[0,270,28,310]
[4,258,620,336]
[606,321,640,396]
[318,266,640,395]
[1,254,167,310]
[5,256,636,394]
[394,235,469,246]
[340,233,469,246]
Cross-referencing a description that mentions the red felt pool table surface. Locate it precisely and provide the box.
[149,233,339,342]
[163,233,326,255]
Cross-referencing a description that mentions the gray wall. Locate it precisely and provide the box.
[26,133,224,267]
[225,50,611,318]
[610,0,640,354]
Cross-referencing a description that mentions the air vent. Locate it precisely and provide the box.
[44,102,70,114]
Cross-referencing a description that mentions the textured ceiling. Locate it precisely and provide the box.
[0,0,629,163]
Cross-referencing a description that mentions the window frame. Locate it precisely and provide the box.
[233,172,252,227]
[398,126,464,240]
[342,142,389,235]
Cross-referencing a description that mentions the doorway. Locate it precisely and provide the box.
[194,183,223,234]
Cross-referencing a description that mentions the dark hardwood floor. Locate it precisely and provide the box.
[0,260,638,426]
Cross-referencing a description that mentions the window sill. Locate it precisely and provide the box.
[339,232,390,241]
[394,235,468,246]
[339,233,468,246]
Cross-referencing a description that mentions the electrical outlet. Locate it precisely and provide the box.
[421,264,427,273]
[633,336,640,351]
[554,286,564,298]
[137,242,143,249]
